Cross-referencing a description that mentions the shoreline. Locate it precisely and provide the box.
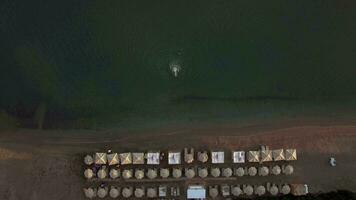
[1,116,356,142]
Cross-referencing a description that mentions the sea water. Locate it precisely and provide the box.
[1,1,356,129]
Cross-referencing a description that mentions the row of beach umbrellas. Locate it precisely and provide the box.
[209,184,291,198]
[83,184,292,199]
[83,186,159,199]
[84,165,294,179]
[84,148,297,165]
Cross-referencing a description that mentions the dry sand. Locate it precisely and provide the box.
[0,120,356,200]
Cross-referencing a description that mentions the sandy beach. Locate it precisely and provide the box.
[0,119,356,200]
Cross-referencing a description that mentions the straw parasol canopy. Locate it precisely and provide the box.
[147,187,157,198]
[160,168,170,178]
[198,151,209,163]
[185,168,195,178]
[84,155,93,165]
[109,187,119,198]
[107,153,119,165]
[270,185,279,196]
[97,168,107,179]
[198,168,208,178]
[285,149,297,161]
[185,154,194,163]
[248,151,260,162]
[122,187,133,198]
[97,187,108,199]
[83,188,96,199]
[147,169,158,179]
[281,185,291,195]
[222,168,233,177]
[259,166,269,176]
[244,185,254,196]
[235,167,245,177]
[135,169,145,179]
[94,153,107,165]
[231,186,242,196]
[84,169,94,179]
[134,188,145,198]
[211,168,221,177]
[120,153,132,165]
[122,169,133,179]
[284,165,294,175]
[132,152,145,164]
[172,168,182,178]
[109,168,119,179]
[291,184,308,196]
[261,150,273,162]
[256,185,266,196]
[272,165,281,175]
[273,149,285,161]
[209,187,219,198]
[248,167,257,176]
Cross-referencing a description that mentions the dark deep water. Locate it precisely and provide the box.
[1,1,356,129]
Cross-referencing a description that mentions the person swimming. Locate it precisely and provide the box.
[169,62,181,77]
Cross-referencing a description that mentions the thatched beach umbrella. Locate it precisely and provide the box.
[285,149,297,161]
[231,186,242,196]
[244,185,253,196]
[122,187,133,198]
[270,185,279,196]
[211,168,221,177]
[134,188,144,198]
[84,169,94,179]
[94,153,107,165]
[172,168,182,178]
[259,166,269,176]
[147,187,157,198]
[281,185,291,195]
[198,168,208,178]
[97,187,108,199]
[160,168,170,178]
[184,148,194,163]
[256,185,266,196]
[84,155,93,165]
[209,187,219,198]
[120,153,132,165]
[109,168,119,179]
[198,151,209,163]
[132,152,145,164]
[147,169,158,179]
[272,149,285,161]
[284,165,294,175]
[222,168,232,177]
[185,168,195,179]
[83,188,96,199]
[248,151,260,162]
[97,168,107,179]
[235,167,245,177]
[261,149,273,162]
[109,187,120,198]
[135,169,145,179]
[272,165,281,175]
[122,169,133,179]
[107,153,119,166]
[248,167,257,176]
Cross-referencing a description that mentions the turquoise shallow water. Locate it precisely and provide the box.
[1,1,356,129]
